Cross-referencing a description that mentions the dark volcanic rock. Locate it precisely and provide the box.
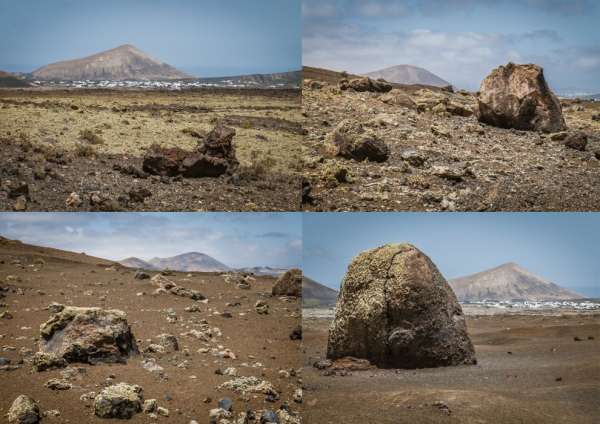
[272,268,302,297]
[142,146,188,177]
[327,243,476,369]
[326,120,390,162]
[339,77,392,93]
[476,63,566,133]
[38,306,138,365]
[142,123,238,178]
[563,131,587,151]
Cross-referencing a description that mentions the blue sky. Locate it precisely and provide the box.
[303,213,600,298]
[0,213,302,268]
[0,0,301,77]
[303,0,600,91]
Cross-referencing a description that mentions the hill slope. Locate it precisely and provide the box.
[303,276,338,308]
[0,235,113,266]
[32,44,192,81]
[365,65,450,87]
[449,262,583,301]
[0,70,30,87]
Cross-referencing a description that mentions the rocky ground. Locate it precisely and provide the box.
[0,88,303,211]
[302,69,600,211]
[303,313,600,424]
[0,237,303,422]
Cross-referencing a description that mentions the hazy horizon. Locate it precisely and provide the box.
[303,213,600,298]
[303,0,600,92]
[0,0,301,77]
[0,213,302,269]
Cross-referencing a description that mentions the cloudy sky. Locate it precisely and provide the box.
[0,213,301,268]
[0,0,301,77]
[304,213,600,298]
[303,0,600,92]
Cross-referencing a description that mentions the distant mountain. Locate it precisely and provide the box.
[236,266,289,276]
[198,70,301,88]
[119,257,157,270]
[0,70,30,87]
[32,44,193,81]
[449,262,583,301]
[146,252,231,272]
[303,276,338,308]
[365,65,450,87]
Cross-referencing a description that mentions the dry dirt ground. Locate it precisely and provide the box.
[0,88,303,211]
[0,237,303,422]
[302,68,600,211]
[303,313,600,424]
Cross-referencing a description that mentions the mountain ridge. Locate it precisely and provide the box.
[303,275,338,308]
[449,262,583,301]
[365,64,450,87]
[32,44,193,81]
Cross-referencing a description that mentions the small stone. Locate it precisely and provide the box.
[45,378,72,390]
[65,192,82,208]
[255,300,269,315]
[157,406,169,417]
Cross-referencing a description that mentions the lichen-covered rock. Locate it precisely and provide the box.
[31,351,67,371]
[94,383,143,419]
[327,243,476,369]
[326,120,390,162]
[39,306,138,365]
[477,62,566,133]
[8,395,40,424]
[272,268,302,297]
[218,376,279,399]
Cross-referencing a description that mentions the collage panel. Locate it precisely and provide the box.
[0,1,302,212]
[302,212,600,424]
[301,0,600,212]
[1,0,600,423]
[0,212,303,423]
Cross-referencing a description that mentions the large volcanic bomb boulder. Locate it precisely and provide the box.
[38,306,138,365]
[272,268,302,297]
[476,63,566,133]
[327,244,476,369]
[142,122,238,177]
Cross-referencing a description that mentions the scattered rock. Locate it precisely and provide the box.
[325,120,390,162]
[272,268,302,297]
[45,378,72,390]
[476,62,566,133]
[65,192,82,208]
[327,243,476,368]
[289,326,302,340]
[134,270,150,280]
[255,300,269,315]
[339,77,392,93]
[563,131,587,151]
[94,383,143,419]
[39,306,138,365]
[8,395,40,424]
